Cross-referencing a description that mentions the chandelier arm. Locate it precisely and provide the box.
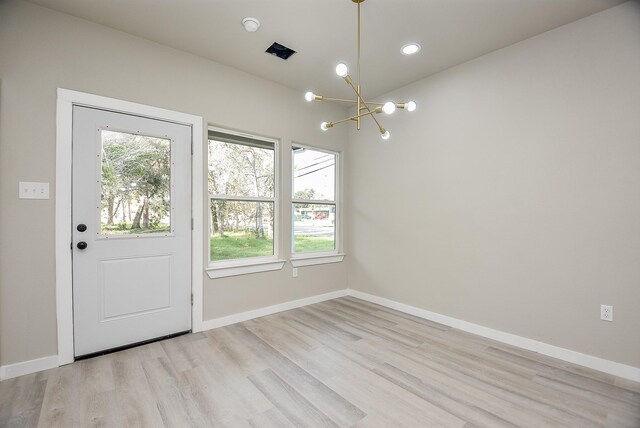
[321,96,384,106]
[321,97,385,107]
[321,97,358,104]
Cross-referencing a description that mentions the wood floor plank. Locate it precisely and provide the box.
[305,305,424,348]
[1,373,47,428]
[0,377,16,426]
[141,356,208,427]
[229,324,366,427]
[316,300,400,329]
[188,335,274,416]
[36,364,82,427]
[0,296,638,428]
[486,346,640,406]
[350,339,553,427]
[326,361,467,428]
[375,344,603,428]
[180,364,252,427]
[248,368,339,428]
[248,408,297,428]
[413,341,608,425]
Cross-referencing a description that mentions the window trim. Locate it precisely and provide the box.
[290,252,345,267]
[291,143,341,259]
[207,126,282,276]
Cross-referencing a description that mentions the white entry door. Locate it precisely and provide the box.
[72,106,192,357]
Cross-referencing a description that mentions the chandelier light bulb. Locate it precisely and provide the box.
[406,101,417,112]
[305,91,315,102]
[381,130,391,140]
[335,63,348,77]
[382,101,396,115]
[320,122,330,131]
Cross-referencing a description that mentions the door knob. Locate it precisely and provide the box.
[77,241,88,250]
[77,224,87,232]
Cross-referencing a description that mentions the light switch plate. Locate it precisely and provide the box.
[19,182,50,199]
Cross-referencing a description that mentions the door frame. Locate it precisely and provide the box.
[55,88,204,365]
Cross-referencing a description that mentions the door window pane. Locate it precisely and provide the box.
[293,203,335,253]
[100,130,171,235]
[210,200,275,261]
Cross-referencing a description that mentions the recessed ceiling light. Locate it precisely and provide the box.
[242,17,260,32]
[401,43,421,55]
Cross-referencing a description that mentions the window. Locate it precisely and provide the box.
[100,130,172,236]
[208,130,278,268]
[292,146,339,256]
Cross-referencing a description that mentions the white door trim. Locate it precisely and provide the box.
[55,88,204,365]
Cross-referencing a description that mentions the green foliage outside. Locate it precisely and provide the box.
[211,232,273,261]
[102,222,170,235]
[294,236,335,253]
[210,232,334,261]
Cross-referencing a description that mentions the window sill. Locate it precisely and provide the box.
[207,259,286,279]
[290,253,345,267]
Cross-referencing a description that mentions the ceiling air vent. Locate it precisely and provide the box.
[265,42,296,60]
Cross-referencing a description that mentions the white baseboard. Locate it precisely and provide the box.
[346,289,640,383]
[200,289,349,331]
[3,287,638,384]
[0,355,59,381]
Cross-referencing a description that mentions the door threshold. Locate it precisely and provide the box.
[74,330,191,361]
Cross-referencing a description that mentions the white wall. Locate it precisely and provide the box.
[0,0,348,366]
[347,1,640,367]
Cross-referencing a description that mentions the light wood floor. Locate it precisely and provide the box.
[1,297,639,427]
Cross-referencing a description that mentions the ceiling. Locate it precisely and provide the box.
[27,0,626,99]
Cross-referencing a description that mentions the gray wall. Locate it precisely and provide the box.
[1,0,639,370]
[0,0,348,366]
[347,1,640,367]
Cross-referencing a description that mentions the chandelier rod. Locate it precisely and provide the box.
[344,74,385,133]
[357,0,361,130]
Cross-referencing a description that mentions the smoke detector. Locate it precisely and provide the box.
[242,17,260,32]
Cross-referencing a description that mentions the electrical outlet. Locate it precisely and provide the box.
[292,267,298,278]
[600,305,613,322]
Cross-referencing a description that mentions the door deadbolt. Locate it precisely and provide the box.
[77,224,87,232]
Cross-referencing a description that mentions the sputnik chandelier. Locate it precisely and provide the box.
[304,0,417,140]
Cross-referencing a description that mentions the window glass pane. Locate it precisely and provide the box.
[100,130,171,235]
[210,200,275,261]
[209,139,275,198]
[293,148,335,201]
[293,203,335,253]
